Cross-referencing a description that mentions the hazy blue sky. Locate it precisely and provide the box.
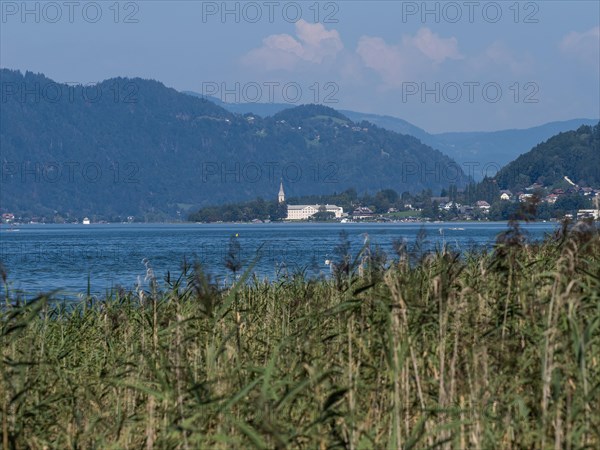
[1,1,598,132]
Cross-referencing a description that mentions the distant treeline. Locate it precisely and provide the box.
[189,188,444,222]
[188,182,596,222]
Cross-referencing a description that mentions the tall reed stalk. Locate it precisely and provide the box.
[1,224,599,448]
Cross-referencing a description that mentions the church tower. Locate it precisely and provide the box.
[278,180,285,203]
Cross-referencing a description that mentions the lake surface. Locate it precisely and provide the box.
[1,222,559,298]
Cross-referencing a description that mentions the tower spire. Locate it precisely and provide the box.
[278,179,285,203]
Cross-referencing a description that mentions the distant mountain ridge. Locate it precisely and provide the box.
[185,92,597,179]
[431,120,599,175]
[1,69,465,220]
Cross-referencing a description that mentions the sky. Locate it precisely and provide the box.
[1,0,599,133]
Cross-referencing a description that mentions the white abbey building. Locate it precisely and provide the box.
[287,204,344,220]
[278,181,343,220]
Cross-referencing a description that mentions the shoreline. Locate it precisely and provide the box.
[0,219,570,227]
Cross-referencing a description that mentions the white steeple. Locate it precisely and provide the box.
[278,180,285,203]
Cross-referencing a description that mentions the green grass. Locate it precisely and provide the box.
[1,223,599,449]
[385,210,423,219]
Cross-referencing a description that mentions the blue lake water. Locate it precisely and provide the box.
[0,222,559,298]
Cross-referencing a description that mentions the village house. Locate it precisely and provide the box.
[352,207,375,219]
[442,201,461,211]
[475,200,491,211]
[577,209,600,220]
[581,187,594,196]
[519,193,534,202]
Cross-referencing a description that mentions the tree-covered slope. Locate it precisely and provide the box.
[184,91,597,180]
[0,69,465,219]
[494,123,600,191]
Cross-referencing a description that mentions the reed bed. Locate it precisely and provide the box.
[1,223,599,449]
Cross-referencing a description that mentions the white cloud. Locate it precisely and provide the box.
[242,20,343,70]
[469,41,534,75]
[560,26,600,67]
[404,28,462,64]
[356,28,463,87]
[356,36,409,87]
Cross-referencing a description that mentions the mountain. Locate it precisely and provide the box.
[0,69,464,220]
[431,120,599,175]
[183,93,431,141]
[185,92,597,179]
[340,111,432,143]
[493,123,600,191]
[183,93,289,118]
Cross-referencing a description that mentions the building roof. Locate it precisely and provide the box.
[288,204,342,210]
[287,205,317,210]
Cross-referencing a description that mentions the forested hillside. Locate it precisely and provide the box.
[0,69,465,220]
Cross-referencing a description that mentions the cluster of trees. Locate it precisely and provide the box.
[425,188,594,221]
[189,199,287,222]
[285,188,401,213]
[487,194,594,221]
[287,188,444,217]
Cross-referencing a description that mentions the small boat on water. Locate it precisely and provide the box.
[1,223,20,232]
[82,217,91,225]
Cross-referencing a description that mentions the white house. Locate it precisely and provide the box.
[577,209,600,220]
[442,201,461,211]
[519,193,534,202]
[286,204,343,220]
[352,207,374,219]
[287,205,318,220]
